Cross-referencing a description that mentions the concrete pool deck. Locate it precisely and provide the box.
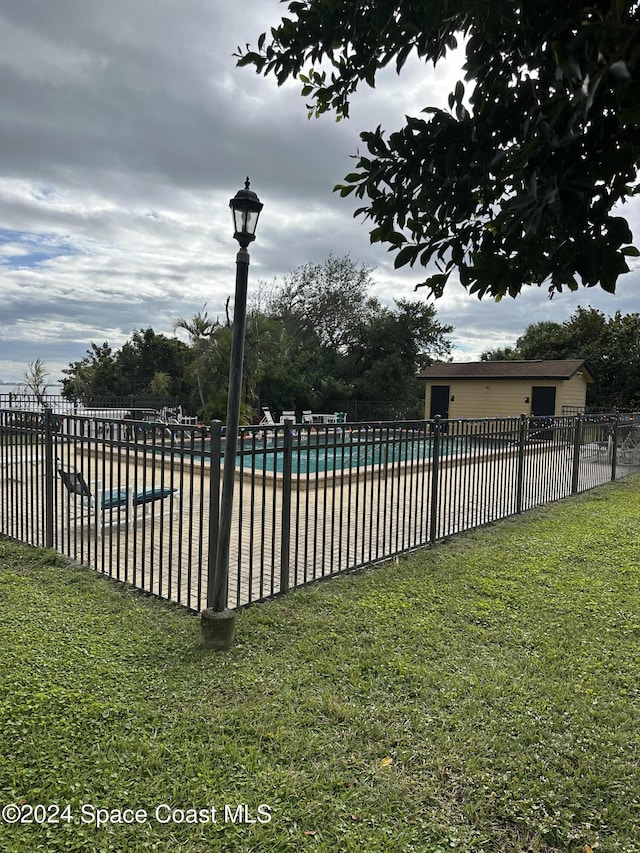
[2,441,636,612]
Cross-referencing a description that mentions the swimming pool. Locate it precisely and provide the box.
[232,432,501,475]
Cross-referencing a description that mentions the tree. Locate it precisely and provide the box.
[598,311,640,408]
[480,347,519,362]
[115,328,190,397]
[61,332,190,404]
[18,358,51,405]
[261,255,379,412]
[515,308,609,363]
[61,342,120,400]
[259,256,453,416]
[175,306,222,415]
[175,304,284,423]
[242,308,294,418]
[484,306,640,409]
[516,320,572,361]
[238,1,640,300]
[347,298,453,416]
[148,372,172,397]
[266,254,379,351]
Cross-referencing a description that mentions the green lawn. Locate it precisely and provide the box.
[0,476,639,852]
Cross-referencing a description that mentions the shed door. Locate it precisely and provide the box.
[430,385,450,420]
[531,386,556,417]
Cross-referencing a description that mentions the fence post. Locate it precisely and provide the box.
[516,414,527,514]
[280,420,294,594]
[429,415,441,544]
[43,407,55,549]
[571,415,583,495]
[611,415,619,481]
[206,421,223,607]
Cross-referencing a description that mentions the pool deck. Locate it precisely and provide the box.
[2,442,636,612]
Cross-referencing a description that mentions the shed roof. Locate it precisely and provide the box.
[418,359,594,382]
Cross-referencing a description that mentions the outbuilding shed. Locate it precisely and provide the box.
[418,359,594,420]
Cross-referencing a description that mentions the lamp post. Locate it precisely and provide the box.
[201,177,263,650]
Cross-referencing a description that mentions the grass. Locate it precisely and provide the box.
[0,477,639,853]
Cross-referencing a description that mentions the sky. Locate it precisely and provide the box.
[1,0,639,388]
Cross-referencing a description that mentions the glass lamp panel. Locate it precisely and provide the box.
[244,208,260,235]
[232,206,243,235]
[232,204,260,237]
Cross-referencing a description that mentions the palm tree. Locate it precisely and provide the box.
[174,306,219,416]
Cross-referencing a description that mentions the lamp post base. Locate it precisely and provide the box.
[200,608,236,651]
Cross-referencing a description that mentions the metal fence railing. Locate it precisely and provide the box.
[0,393,185,417]
[1,409,638,613]
[318,398,423,421]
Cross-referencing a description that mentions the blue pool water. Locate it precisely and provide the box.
[169,429,509,474]
[233,433,491,475]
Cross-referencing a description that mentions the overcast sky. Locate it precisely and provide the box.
[1,0,639,387]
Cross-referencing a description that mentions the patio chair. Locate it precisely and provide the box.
[617,426,640,465]
[57,461,180,536]
[302,410,314,425]
[259,407,276,425]
[279,411,296,424]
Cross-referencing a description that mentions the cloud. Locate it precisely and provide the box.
[0,0,638,386]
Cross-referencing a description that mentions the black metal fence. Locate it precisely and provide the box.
[319,399,422,421]
[0,393,184,416]
[1,408,638,612]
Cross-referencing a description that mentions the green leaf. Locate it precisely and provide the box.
[238,0,640,301]
[609,60,630,81]
[394,245,419,268]
[387,231,407,247]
